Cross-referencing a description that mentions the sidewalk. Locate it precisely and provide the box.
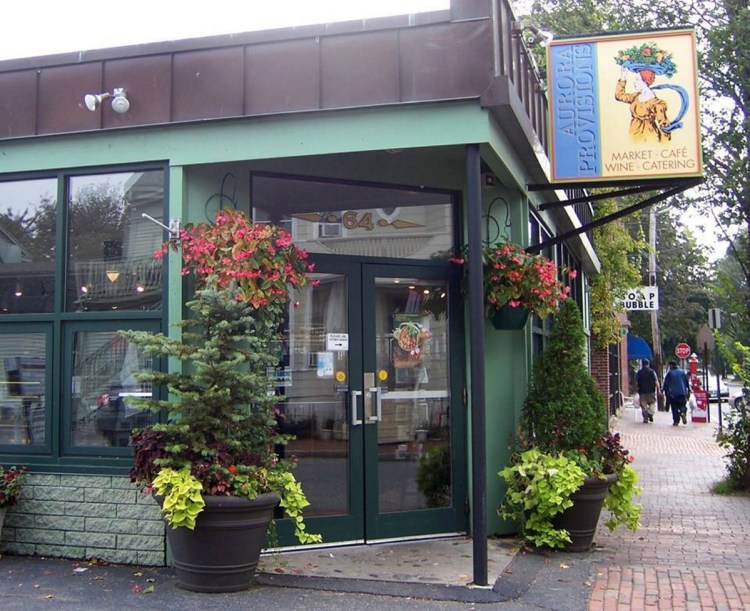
[1,400,748,609]
[589,402,750,610]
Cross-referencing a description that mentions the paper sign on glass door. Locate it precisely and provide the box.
[316,352,334,378]
[326,333,349,351]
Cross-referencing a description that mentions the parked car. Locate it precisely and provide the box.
[702,376,729,402]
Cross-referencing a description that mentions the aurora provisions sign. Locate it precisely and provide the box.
[547,29,703,183]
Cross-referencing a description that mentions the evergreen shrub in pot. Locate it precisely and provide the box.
[122,209,321,592]
[498,300,642,551]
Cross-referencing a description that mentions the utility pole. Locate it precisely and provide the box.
[649,207,662,376]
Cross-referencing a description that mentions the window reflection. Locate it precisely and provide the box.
[252,174,454,260]
[0,179,57,314]
[0,334,46,446]
[67,171,164,312]
[278,274,350,517]
[70,331,153,448]
[374,278,452,512]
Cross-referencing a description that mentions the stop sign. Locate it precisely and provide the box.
[675,343,691,359]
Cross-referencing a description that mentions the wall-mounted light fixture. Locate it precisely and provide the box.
[141,213,182,244]
[84,88,130,113]
[512,21,554,47]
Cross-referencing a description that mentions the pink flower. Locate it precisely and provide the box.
[157,208,313,307]
[479,242,566,318]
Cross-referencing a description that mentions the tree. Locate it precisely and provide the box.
[0,196,56,262]
[68,183,129,261]
[713,236,750,349]
[523,299,608,452]
[590,197,646,348]
[628,205,713,356]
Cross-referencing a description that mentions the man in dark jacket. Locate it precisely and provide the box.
[636,359,660,423]
[663,360,691,426]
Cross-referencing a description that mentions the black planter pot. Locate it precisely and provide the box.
[553,473,617,552]
[165,492,280,592]
[490,305,530,330]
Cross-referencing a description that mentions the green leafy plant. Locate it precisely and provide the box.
[715,338,750,491]
[523,299,608,453]
[124,208,321,545]
[416,446,451,508]
[0,464,27,508]
[152,468,206,530]
[603,463,642,531]
[499,300,642,548]
[452,242,572,319]
[498,448,585,549]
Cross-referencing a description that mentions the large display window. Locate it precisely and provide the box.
[0,166,165,466]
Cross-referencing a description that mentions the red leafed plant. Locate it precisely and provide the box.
[0,464,27,508]
[160,208,315,311]
[453,242,574,319]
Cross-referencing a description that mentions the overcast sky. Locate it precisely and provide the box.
[0,1,449,61]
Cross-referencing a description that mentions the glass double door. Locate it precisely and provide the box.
[276,258,466,546]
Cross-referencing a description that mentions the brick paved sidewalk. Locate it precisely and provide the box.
[588,405,750,610]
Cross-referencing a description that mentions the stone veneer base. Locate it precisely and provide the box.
[0,473,165,566]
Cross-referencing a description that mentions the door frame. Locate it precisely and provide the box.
[290,254,467,544]
[360,261,466,540]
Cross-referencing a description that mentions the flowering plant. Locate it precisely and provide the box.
[453,242,572,319]
[123,209,321,544]
[161,208,314,311]
[0,464,27,508]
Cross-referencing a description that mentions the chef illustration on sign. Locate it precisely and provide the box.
[614,42,688,144]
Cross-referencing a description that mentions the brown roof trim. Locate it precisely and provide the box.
[0,9,453,72]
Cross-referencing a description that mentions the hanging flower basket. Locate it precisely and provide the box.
[490,304,531,330]
[451,242,575,325]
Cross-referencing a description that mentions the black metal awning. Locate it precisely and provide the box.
[524,177,703,254]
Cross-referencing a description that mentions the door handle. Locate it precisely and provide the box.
[363,372,379,423]
[368,386,381,423]
[350,390,363,426]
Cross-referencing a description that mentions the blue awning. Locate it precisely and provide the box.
[627,334,653,361]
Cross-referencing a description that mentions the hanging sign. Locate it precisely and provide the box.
[621,287,659,310]
[547,29,703,183]
[708,308,721,330]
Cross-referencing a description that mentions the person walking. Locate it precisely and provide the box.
[663,360,691,426]
[636,359,660,423]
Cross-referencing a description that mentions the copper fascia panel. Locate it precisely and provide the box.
[0,8,497,141]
